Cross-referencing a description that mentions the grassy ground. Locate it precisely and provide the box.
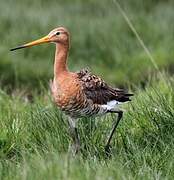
[0,0,174,179]
[0,74,174,179]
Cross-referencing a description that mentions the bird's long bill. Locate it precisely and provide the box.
[10,35,50,51]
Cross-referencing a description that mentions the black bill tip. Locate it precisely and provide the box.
[10,45,26,51]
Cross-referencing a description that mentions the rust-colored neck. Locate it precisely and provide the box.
[54,43,69,78]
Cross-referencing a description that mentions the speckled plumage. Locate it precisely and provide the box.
[77,69,133,104]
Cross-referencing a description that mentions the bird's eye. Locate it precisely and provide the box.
[56,32,60,35]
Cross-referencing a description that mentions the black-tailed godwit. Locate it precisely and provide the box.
[10,27,133,154]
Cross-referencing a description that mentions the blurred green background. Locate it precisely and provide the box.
[1,0,174,91]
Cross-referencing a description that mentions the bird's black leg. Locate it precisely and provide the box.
[68,117,80,155]
[105,110,123,156]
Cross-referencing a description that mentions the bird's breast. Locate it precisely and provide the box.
[51,76,85,111]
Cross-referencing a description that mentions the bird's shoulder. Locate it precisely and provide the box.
[76,68,107,90]
[76,68,133,105]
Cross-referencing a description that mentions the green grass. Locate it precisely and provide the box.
[1,0,174,179]
[0,74,174,179]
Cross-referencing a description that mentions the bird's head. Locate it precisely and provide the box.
[10,27,69,51]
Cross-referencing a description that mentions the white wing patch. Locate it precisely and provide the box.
[101,100,121,111]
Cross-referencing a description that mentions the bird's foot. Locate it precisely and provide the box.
[74,143,81,155]
[104,144,112,157]
[69,143,81,156]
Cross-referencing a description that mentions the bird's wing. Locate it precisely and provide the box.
[77,69,133,105]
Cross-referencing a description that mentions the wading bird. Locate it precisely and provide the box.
[10,27,133,155]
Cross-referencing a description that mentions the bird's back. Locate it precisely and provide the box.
[77,69,133,104]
